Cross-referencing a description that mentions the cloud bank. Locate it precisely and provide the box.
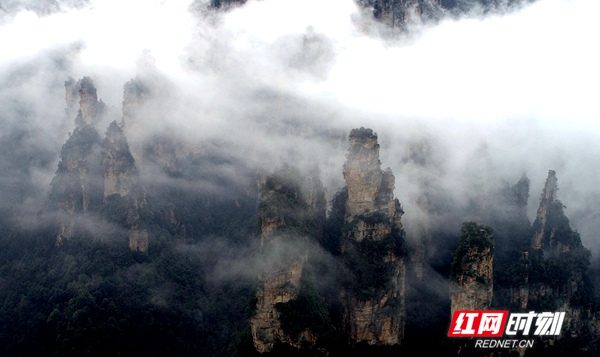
[1,0,600,252]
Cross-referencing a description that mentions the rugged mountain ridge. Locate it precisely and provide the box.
[4,71,600,355]
[209,0,527,29]
[248,128,407,353]
[50,78,147,251]
[446,170,598,355]
[521,171,597,342]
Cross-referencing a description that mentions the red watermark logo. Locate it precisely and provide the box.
[448,310,565,338]
[448,310,509,337]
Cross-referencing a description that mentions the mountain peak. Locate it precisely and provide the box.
[541,169,558,203]
[64,76,106,128]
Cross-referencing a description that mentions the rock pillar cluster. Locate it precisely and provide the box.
[51,77,147,252]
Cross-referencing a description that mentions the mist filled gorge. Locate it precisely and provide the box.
[1,0,599,355]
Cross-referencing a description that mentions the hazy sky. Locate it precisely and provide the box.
[1,0,600,251]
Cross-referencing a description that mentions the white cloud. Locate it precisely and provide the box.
[2,0,600,250]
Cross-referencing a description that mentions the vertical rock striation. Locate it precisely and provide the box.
[75,77,105,127]
[102,121,148,252]
[341,127,406,346]
[523,171,594,333]
[250,165,326,353]
[52,77,147,251]
[450,222,494,314]
[51,78,105,245]
[531,170,559,251]
[102,121,138,200]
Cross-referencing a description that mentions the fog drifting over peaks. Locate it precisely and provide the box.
[2,0,600,251]
[322,0,599,124]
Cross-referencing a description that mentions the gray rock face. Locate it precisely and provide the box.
[250,166,326,352]
[450,226,494,314]
[341,127,406,346]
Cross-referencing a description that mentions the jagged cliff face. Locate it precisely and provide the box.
[450,223,494,314]
[341,127,406,346]
[488,170,599,351]
[531,170,570,253]
[51,78,148,252]
[251,251,313,353]
[250,166,325,353]
[521,171,593,324]
[250,129,406,351]
[55,125,102,213]
[532,170,557,250]
[343,258,406,346]
[64,77,106,128]
[342,130,403,227]
[102,121,138,200]
[102,120,148,252]
[51,78,105,245]
[78,78,101,126]
[343,129,384,218]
